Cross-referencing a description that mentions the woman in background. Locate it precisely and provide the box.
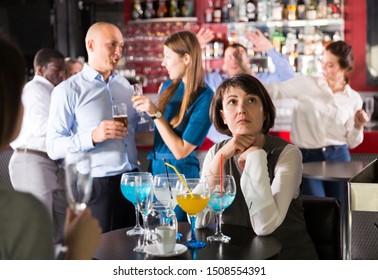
[264,41,369,197]
[132,30,213,221]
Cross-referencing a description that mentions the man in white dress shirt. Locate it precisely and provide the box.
[9,48,66,242]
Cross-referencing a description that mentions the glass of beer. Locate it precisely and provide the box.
[112,102,128,129]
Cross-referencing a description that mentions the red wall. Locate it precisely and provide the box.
[345,0,378,91]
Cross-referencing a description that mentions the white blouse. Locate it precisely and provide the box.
[264,76,364,149]
[198,143,302,236]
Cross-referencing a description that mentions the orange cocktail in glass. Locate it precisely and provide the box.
[176,178,210,249]
[176,194,209,215]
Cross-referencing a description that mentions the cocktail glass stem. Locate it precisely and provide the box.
[134,214,149,253]
[184,215,206,249]
[189,215,197,242]
[207,211,231,243]
[214,211,222,236]
[169,204,182,240]
[139,112,148,124]
[126,205,144,236]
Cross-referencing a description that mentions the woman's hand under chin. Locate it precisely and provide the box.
[237,145,261,171]
[220,134,256,160]
[237,133,265,171]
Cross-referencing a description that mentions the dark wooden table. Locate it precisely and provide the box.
[302,161,370,260]
[302,161,370,182]
[94,223,282,260]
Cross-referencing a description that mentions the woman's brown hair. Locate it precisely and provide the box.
[210,74,276,136]
[326,41,354,84]
[157,30,205,128]
[0,36,26,148]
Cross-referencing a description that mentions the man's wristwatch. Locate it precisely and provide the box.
[150,111,162,120]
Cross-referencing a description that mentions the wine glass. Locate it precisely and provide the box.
[133,173,154,253]
[64,151,93,213]
[205,174,236,243]
[132,83,149,124]
[176,178,210,249]
[364,97,375,129]
[146,202,178,255]
[153,173,186,209]
[120,172,152,236]
[153,173,186,240]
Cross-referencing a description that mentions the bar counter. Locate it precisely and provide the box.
[268,130,378,154]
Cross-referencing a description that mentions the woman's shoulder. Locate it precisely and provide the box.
[345,84,360,97]
[197,84,214,101]
[162,79,174,89]
[203,83,214,94]
[266,134,301,157]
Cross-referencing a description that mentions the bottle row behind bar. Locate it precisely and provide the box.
[205,0,343,24]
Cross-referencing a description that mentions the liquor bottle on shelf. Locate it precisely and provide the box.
[332,31,342,41]
[314,29,324,55]
[169,0,179,17]
[205,0,214,23]
[281,0,288,21]
[227,29,239,45]
[317,0,327,19]
[180,0,194,17]
[238,0,248,22]
[286,0,297,21]
[131,0,143,20]
[213,32,225,58]
[271,29,285,53]
[306,0,317,20]
[330,0,342,19]
[282,28,298,56]
[221,0,230,22]
[228,0,237,23]
[271,0,283,21]
[184,0,194,17]
[156,0,168,18]
[213,0,222,23]
[283,30,298,72]
[246,0,257,22]
[257,0,268,22]
[296,29,305,55]
[296,0,306,20]
[205,40,214,59]
[144,0,156,19]
[323,33,332,48]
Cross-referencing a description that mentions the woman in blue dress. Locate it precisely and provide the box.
[132,30,213,221]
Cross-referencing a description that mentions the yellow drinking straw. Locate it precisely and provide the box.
[164,162,193,196]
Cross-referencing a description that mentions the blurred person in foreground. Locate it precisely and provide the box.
[46,22,146,232]
[198,74,318,260]
[0,35,100,260]
[264,41,369,197]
